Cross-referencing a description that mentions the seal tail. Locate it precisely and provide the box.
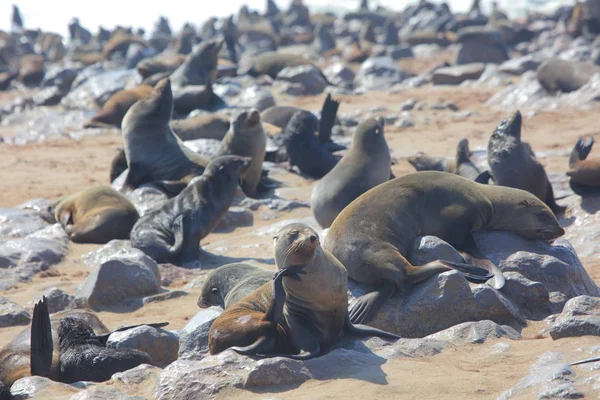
[318,94,340,144]
[569,136,594,168]
[456,138,471,164]
[571,356,600,366]
[30,296,53,378]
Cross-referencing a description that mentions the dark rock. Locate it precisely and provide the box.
[432,63,485,85]
[107,325,179,368]
[456,41,509,65]
[499,55,542,75]
[0,297,30,328]
[388,46,414,60]
[323,63,355,89]
[549,296,600,340]
[275,65,328,95]
[40,66,80,92]
[41,287,74,313]
[354,57,409,91]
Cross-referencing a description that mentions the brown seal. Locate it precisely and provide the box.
[54,185,139,244]
[536,58,600,93]
[242,51,321,79]
[137,54,186,80]
[208,223,399,359]
[324,171,565,325]
[215,109,266,198]
[170,114,230,141]
[120,78,209,193]
[311,117,391,228]
[84,84,153,128]
[408,138,483,181]
[102,33,148,60]
[487,110,565,215]
[567,136,600,195]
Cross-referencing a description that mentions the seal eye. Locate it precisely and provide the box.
[288,230,299,237]
[211,287,218,293]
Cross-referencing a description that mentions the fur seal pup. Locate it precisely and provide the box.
[84,84,153,128]
[487,110,565,215]
[121,78,209,192]
[130,156,251,266]
[407,138,483,181]
[215,110,266,198]
[537,58,600,93]
[197,263,273,309]
[567,136,600,195]
[324,171,565,324]
[311,117,391,228]
[54,185,139,244]
[170,114,230,141]
[208,223,399,359]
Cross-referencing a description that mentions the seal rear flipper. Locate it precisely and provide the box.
[440,261,496,284]
[30,297,53,378]
[343,314,400,340]
[348,281,395,325]
[569,136,594,168]
[230,334,277,356]
[571,356,600,366]
[475,170,492,184]
[318,93,340,144]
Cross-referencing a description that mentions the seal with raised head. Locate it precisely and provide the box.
[214,109,266,198]
[84,84,153,129]
[567,136,600,195]
[197,263,273,309]
[130,156,251,266]
[487,110,565,215]
[120,77,209,193]
[311,117,391,228]
[208,223,399,359]
[54,185,139,244]
[324,171,565,325]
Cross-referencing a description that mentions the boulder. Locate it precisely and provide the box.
[178,307,223,360]
[41,287,74,313]
[323,63,355,88]
[549,296,600,340]
[275,65,328,95]
[425,320,522,344]
[10,376,79,399]
[354,57,409,91]
[107,325,179,368]
[0,297,30,328]
[230,85,275,111]
[456,41,509,65]
[61,69,139,110]
[432,63,485,85]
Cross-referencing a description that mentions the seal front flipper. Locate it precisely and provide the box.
[30,296,53,378]
[571,356,600,366]
[348,280,395,325]
[318,93,340,144]
[343,314,400,340]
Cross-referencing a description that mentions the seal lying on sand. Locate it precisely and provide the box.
[567,136,600,195]
[408,138,484,181]
[311,117,391,228]
[537,58,600,93]
[130,156,251,266]
[121,78,209,193]
[487,110,565,215]
[54,185,139,244]
[208,223,399,359]
[324,171,565,324]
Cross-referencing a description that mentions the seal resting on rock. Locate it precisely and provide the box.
[54,185,139,244]
[215,109,266,198]
[130,156,251,266]
[242,51,327,80]
[120,77,209,193]
[324,171,565,324]
[311,117,391,228]
[487,110,565,215]
[567,136,600,195]
[83,84,153,129]
[408,138,484,181]
[208,223,399,359]
[170,114,230,141]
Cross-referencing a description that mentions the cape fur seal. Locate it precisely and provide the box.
[215,109,266,198]
[54,185,139,244]
[311,117,391,228]
[536,58,600,93]
[567,136,600,195]
[83,84,153,128]
[208,223,399,359]
[170,114,230,141]
[121,78,209,192]
[242,51,327,81]
[407,138,483,181]
[324,171,564,325]
[487,110,565,215]
[130,156,251,266]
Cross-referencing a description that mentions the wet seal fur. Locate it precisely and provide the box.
[130,156,251,266]
[311,117,391,228]
[197,263,273,309]
[54,185,139,244]
[487,110,565,215]
[567,136,600,195]
[120,78,209,193]
[208,223,399,359]
[215,109,266,198]
[324,171,565,325]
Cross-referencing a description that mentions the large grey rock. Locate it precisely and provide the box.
[275,64,328,95]
[107,325,179,368]
[230,85,275,111]
[354,57,409,91]
[245,358,312,388]
[10,376,79,399]
[82,240,150,268]
[456,34,509,65]
[125,184,170,217]
[41,287,74,313]
[0,208,49,241]
[111,363,161,386]
[409,236,464,266]
[499,55,542,75]
[432,63,485,85]
[0,297,30,328]
[70,386,144,400]
[425,320,522,344]
[178,307,223,360]
[62,69,139,110]
[74,254,161,310]
[372,338,449,360]
[502,272,551,319]
[323,62,355,88]
[40,65,81,92]
[549,296,600,340]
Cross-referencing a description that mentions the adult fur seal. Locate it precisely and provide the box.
[324,171,565,324]
[197,263,273,309]
[567,136,600,195]
[208,223,399,359]
[408,138,483,181]
[130,156,251,266]
[537,58,600,93]
[487,110,565,215]
[311,117,391,228]
[242,51,328,82]
[215,109,266,198]
[0,298,166,389]
[170,114,230,141]
[121,78,209,192]
[83,84,153,128]
[54,185,139,244]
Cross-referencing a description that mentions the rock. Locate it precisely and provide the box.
[409,236,464,266]
[274,81,308,96]
[275,64,328,95]
[400,98,417,111]
[245,358,312,388]
[499,55,542,75]
[323,62,355,88]
[0,297,30,328]
[41,287,74,313]
[549,296,600,340]
[230,85,275,111]
[183,138,221,159]
[70,386,141,400]
[0,208,49,241]
[214,207,254,233]
[62,69,139,110]
[178,307,223,360]
[372,338,449,360]
[354,57,409,91]
[112,363,161,385]
[394,111,414,128]
[107,325,179,368]
[456,33,509,65]
[82,240,150,268]
[388,46,414,60]
[425,320,522,344]
[491,342,511,354]
[32,86,64,106]
[142,290,187,304]
[40,65,80,92]
[502,272,550,319]
[432,63,485,85]
[429,102,459,111]
[73,254,161,310]
[303,348,387,380]
[125,184,170,217]
[10,376,79,399]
